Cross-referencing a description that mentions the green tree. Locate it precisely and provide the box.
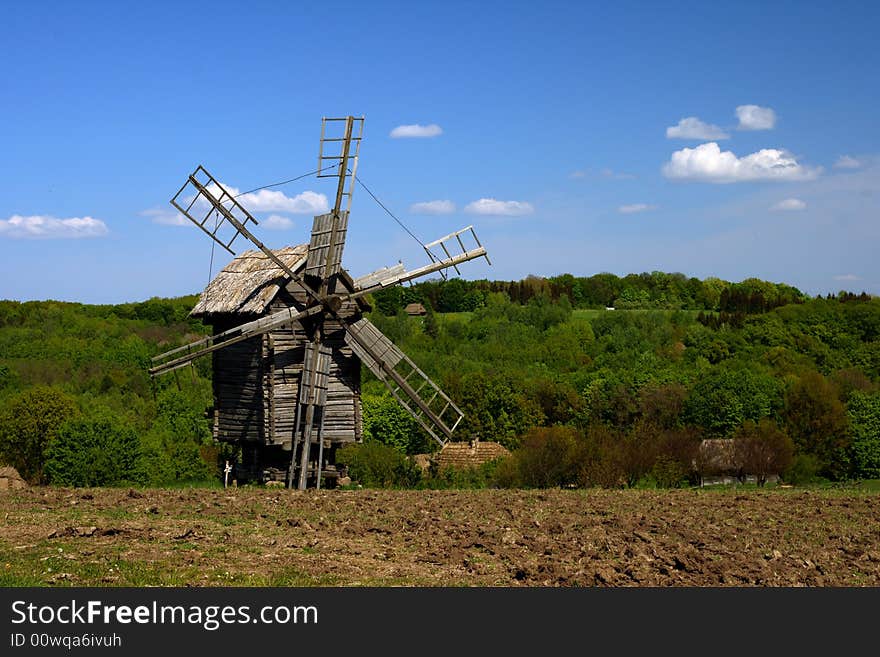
[0,387,77,483]
[783,372,850,477]
[684,368,783,437]
[733,419,795,486]
[45,409,143,487]
[336,440,421,488]
[422,302,439,339]
[139,388,214,484]
[847,391,880,479]
[511,426,582,488]
[361,393,432,455]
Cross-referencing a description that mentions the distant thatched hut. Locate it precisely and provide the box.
[437,439,510,471]
[404,302,427,316]
[191,246,369,484]
[695,438,780,486]
[0,466,26,490]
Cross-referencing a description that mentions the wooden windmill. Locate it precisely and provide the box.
[149,116,489,489]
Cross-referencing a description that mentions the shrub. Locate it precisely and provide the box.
[512,426,582,488]
[733,419,794,486]
[45,410,143,487]
[336,441,422,488]
[783,453,825,485]
[0,386,77,483]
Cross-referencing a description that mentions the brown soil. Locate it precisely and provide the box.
[1,487,879,586]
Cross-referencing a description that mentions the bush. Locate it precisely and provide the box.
[45,410,144,487]
[783,453,825,485]
[0,387,77,483]
[846,391,880,479]
[509,426,583,488]
[733,419,794,486]
[362,394,431,455]
[422,460,501,489]
[336,441,422,488]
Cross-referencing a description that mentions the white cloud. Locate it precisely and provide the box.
[463,198,534,216]
[618,203,657,214]
[834,274,861,281]
[0,214,108,239]
[409,200,456,215]
[736,104,776,130]
[666,117,729,140]
[141,207,188,226]
[204,183,328,214]
[771,198,807,211]
[601,168,635,180]
[569,168,635,180]
[263,215,294,230]
[662,142,821,183]
[389,123,443,138]
[834,155,862,169]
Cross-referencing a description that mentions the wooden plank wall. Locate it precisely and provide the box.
[266,280,363,449]
[210,276,364,461]
[211,316,264,444]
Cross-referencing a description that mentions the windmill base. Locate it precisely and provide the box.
[232,443,346,489]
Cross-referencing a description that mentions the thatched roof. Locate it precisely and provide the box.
[437,440,510,471]
[404,303,427,316]
[0,466,26,490]
[191,245,309,316]
[697,439,737,474]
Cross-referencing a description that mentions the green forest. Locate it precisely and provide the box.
[1,270,878,490]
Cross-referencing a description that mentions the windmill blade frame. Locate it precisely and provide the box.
[149,304,321,377]
[344,318,463,446]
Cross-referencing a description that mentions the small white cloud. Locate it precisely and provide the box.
[601,168,636,180]
[389,123,443,138]
[569,168,635,180]
[463,198,534,216]
[141,207,189,226]
[833,274,861,281]
[666,117,729,140]
[618,203,657,214]
[409,200,456,215]
[736,104,776,130]
[203,183,328,214]
[771,198,807,211]
[263,215,294,230]
[662,142,821,183]
[0,214,108,239]
[834,155,862,169]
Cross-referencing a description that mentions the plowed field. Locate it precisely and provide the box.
[2,487,879,586]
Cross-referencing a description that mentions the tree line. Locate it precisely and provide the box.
[0,275,877,489]
[372,271,814,315]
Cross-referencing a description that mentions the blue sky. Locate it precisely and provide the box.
[2,0,878,303]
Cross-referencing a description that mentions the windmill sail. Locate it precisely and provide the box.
[344,318,463,445]
[349,226,490,299]
[150,305,320,377]
[288,341,334,489]
[304,211,349,278]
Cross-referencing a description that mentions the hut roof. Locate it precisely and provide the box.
[437,440,510,470]
[405,302,427,315]
[191,245,309,316]
[697,439,737,474]
[0,466,26,490]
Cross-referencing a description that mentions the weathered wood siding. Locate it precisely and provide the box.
[210,315,264,444]
[265,279,363,449]
[208,275,364,464]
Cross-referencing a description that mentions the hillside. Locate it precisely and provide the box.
[0,274,878,489]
